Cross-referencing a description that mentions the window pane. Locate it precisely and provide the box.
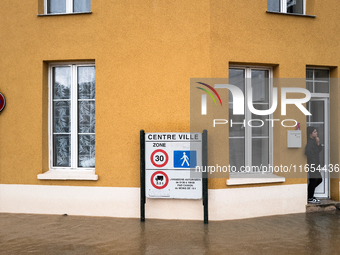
[306,81,313,93]
[251,70,269,103]
[306,69,330,94]
[252,138,269,170]
[267,0,280,12]
[229,138,244,172]
[78,66,95,99]
[306,69,313,79]
[287,0,303,14]
[78,101,95,133]
[251,111,269,137]
[78,135,95,167]
[77,65,95,168]
[229,69,245,139]
[53,67,71,99]
[315,82,329,93]
[53,101,71,133]
[229,112,245,137]
[74,0,91,12]
[314,69,329,81]
[229,69,245,102]
[54,134,71,167]
[48,0,66,13]
[309,101,324,123]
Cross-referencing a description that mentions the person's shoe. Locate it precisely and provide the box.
[308,198,321,204]
[313,197,321,203]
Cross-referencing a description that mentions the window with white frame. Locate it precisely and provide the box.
[45,0,91,14]
[267,0,305,14]
[306,68,330,172]
[306,68,330,94]
[50,63,95,170]
[229,67,273,173]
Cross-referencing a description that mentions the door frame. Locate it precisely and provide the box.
[307,95,330,198]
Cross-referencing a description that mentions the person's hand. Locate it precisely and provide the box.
[315,136,320,145]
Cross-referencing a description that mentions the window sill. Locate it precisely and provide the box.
[37,170,98,181]
[37,12,92,17]
[227,173,285,186]
[266,11,316,18]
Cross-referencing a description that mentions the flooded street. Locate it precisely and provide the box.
[1,211,340,254]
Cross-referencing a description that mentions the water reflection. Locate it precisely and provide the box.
[0,211,340,254]
[306,211,340,254]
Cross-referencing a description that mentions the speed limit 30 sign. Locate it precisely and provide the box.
[150,149,169,167]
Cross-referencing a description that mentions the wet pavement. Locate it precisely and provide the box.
[0,211,340,254]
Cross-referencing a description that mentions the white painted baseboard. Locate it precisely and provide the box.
[209,184,307,220]
[0,184,307,220]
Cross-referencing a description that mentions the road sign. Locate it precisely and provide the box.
[140,130,209,223]
[151,171,169,189]
[145,133,202,199]
[150,149,169,167]
[173,150,197,168]
[0,93,5,112]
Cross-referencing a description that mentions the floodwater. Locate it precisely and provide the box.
[1,211,340,254]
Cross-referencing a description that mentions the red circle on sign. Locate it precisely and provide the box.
[151,171,169,189]
[150,149,169,167]
[0,93,5,112]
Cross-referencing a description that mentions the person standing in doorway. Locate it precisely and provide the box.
[305,126,323,204]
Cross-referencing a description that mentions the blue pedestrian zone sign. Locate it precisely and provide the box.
[173,150,197,168]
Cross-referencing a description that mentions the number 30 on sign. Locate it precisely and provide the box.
[150,149,169,167]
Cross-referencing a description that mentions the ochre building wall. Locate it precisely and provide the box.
[0,1,340,197]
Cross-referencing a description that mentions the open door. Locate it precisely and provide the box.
[306,98,330,198]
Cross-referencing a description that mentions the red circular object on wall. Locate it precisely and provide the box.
[0,93,5,112]
[151,171,169,189]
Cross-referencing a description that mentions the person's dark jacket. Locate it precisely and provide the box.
[305,137,322,177]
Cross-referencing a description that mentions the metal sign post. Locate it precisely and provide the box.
[202,129,208,224]
[140,130,146,222]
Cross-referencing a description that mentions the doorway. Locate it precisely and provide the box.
[306,97,330,198]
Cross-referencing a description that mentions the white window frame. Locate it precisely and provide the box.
[38,62,97,181]
[268,0,306,15]
[306,67,330,197]
[227,66,284,185]
[44,0,91,14]
[306,67,330,98]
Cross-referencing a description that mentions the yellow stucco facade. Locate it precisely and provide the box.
[1,0,340,219]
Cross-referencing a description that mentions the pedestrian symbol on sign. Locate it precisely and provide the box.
[180,152,190,166]
[173,150,196,168]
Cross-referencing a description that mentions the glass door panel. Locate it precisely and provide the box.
[306,98,329,198]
